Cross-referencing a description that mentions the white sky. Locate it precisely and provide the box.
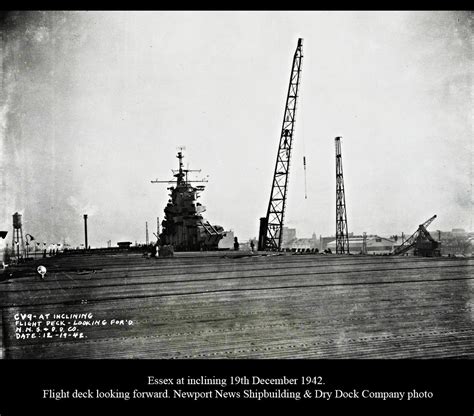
[1,11,472,247]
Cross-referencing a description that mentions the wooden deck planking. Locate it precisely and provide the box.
[2,258,471,305]
[2,259,470,290]
[1,253,473,359]
[4,281,471,339]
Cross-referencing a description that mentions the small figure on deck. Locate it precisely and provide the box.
[150,242,158,258]
[234,237,240,251]
[37,265,47,280]
[250,240,255,252]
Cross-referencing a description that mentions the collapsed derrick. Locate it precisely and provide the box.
[393,215,441,257]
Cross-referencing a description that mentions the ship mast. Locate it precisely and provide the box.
[174,151,186,185]
[151,150,208,187]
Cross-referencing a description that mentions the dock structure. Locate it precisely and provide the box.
[1,252,473,359]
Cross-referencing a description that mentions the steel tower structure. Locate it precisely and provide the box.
[258,38,304,251]
[335,137,349,254]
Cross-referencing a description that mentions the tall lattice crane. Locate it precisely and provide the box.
[393,215,440,257]
[258,38,304,251]
[335,137,349,254]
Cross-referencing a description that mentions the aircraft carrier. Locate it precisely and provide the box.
[1,38,472,360]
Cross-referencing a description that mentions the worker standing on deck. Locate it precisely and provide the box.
[234,237,240,251]
[150,242,157,258]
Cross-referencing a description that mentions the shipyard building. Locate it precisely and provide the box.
[326,235,395,255]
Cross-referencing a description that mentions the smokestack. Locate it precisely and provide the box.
[83,214,88,250]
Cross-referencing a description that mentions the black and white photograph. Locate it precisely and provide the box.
[0,9,472,412]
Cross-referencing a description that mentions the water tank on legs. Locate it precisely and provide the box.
[13,213,22,229]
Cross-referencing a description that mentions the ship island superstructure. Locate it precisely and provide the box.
[155,151,225,251]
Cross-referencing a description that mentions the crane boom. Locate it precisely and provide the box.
[393,214,437,256]
[258,38,304,251]
[421,214,437,229]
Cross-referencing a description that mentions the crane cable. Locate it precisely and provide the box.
[303,156,307,199]
[302,129,308,200]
